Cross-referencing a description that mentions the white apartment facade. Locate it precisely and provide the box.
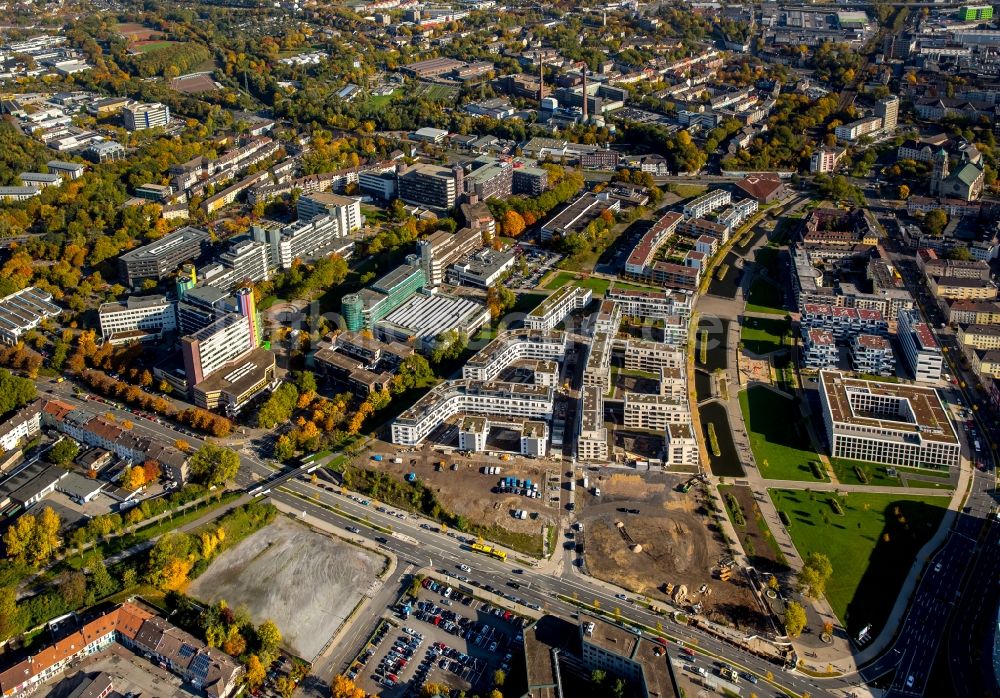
[622,393,690,430]
[392,381,554,446]
[577,385,608,462]
[682,189,731,219]
[525,285,593,331]
[462,329,568,382]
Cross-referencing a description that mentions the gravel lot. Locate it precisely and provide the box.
[189,515,384,659]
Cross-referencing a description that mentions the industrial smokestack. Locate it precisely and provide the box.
[539,55,544,101]
[582,66,588,124]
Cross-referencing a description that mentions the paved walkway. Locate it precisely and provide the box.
[755,479,953,496]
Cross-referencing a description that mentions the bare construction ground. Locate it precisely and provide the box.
[582,473,770,633]
[189,516,384,660]
[360,440,560,537]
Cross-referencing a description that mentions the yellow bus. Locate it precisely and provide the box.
[471,543,507,561]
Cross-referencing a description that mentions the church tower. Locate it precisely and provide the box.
[930,148,949,196]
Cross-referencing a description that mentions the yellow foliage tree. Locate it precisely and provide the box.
[122,465,146,491]
[331,674,367,698]
[246,654,266,688]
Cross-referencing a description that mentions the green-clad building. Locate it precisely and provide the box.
[342,263,426,331]
[959,5,993,20]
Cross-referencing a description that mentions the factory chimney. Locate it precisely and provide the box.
[538,56,544,101]
[582,66,588,124]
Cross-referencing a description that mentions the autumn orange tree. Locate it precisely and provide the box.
[331,675,367,698]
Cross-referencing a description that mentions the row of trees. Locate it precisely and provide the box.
[145,501,277,592]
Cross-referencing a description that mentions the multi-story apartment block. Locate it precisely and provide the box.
[958,323,1000,351]
[606,286,692,323]
[717,197,759,234]
[0,601,242,698]
[666,422,699,467]
[917,248,992,280]
[946,300,1000,326]
[512,166,548,195]
[463,157,513,200]
[834,116,882,141]
[577,386,608,462]
[647,261,700,292]
[296,192,363,233]
[800,304,888,338]
[876,96,899,132]
[462,330,568,382]
[398,163,459,209]
[123,101,170,131]
[927,274,998,301]
[623,339,683,373]
[117,226,210,287]
[98,294,177,345]
[391,380,553,445]
[897,310,943,382]
[622,393,689,430]
[525,285,593,331]
[972,349,1000,378]
[582,331,613,392]
[850,333,895,376]
[819,371,960,469]
[682,189,731,219]
[0,399,42,453]
[592,299,622,337]
[810,146,847,173]
[624,211,683,278]
[802,327,838,370]
[680,217,730,244]
[251,214,347,270]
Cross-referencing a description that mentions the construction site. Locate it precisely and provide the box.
[579,472,773,634]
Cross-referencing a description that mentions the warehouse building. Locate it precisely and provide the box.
[0,287,61,345]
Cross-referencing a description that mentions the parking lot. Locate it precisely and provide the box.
[507,244,562,289]
[350,580,525,697]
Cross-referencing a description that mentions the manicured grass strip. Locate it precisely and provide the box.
[739,388,829,482]
[543,271,610,295]
[829,458,901,487]
[769,489,947,634]
[745,278,786,315]
[740,316,791,355]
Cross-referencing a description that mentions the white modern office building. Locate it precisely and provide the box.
[98,295,177,344]
[251,214,347,269]
[897,310,943,382]
[123,102,170,131]
[819,371,960,469]
[296,192,363,233]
